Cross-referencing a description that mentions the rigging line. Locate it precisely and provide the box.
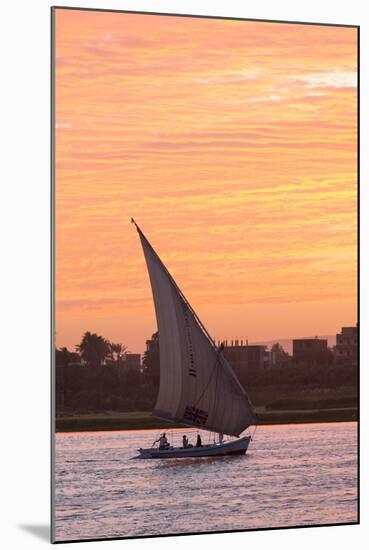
[193,354,221,409]
[251,423,258,441]
[211,354,220,423]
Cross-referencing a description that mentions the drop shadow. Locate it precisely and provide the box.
[18,524,50,542]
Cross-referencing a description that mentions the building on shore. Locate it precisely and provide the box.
[270,342,290,367]
[143,332,160,381]
[122,353,141,369]
[334,325,358,366]
[222,340,270,373]
[292,337,329,366]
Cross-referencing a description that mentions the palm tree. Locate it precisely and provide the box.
[56,347,73,367]
[110,342,128,366]
[76,331,111,367]
[56,346,81,367]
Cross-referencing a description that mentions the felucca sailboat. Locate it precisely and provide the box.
[132,219,257,459]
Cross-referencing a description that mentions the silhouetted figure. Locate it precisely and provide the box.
[196,434,202,447]
[154,433,169,450]
[182,435,189,448]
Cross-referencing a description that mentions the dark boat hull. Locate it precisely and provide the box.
[134,435,251,459]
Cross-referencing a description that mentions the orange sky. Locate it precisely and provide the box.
[55,9,357,354]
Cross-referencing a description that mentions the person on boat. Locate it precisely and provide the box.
[182,435,189,448]
[154,433,170,450]
[196,434,202,447]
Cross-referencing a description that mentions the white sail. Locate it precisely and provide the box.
[134,220,256,437]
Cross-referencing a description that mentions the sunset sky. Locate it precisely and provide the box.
[55,9,357,354]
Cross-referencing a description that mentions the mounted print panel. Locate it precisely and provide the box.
[52,7,358,544]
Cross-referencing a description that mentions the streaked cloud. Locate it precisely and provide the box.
[297,70,357,88]
[55,10,357,352]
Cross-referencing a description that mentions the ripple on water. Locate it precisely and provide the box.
[54,422,358,541]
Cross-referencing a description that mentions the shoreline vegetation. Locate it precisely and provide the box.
[55,407,357,433]
[56,332,357,434]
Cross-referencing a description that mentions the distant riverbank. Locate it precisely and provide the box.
[55,407,357,433]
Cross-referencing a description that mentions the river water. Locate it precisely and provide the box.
[54,422,358,542]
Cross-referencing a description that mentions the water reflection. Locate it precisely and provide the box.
[54,422,358,542]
